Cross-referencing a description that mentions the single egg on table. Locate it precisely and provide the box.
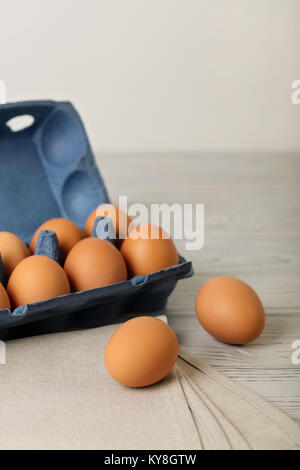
[105,316,179,388]
[0,231,30,276]
[0,282,11,310]
[64,237,128,292]
[30,218,83,259]
[120,224,179,277]
[195,276,265,345]
[84,204,132,242]
[7,255,70,309]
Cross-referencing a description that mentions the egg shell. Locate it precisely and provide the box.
[195,276,265,345]
[30,218,83,259]
[105,316,179,388]
[0,283,11,310]
[84,204,132,241]
[120,224,179,277]
[0,232,30,277]
[64,237,128,292]
[7,255,70,309]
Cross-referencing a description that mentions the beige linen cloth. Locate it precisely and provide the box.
[0,315,299,450]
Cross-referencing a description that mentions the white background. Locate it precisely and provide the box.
[1,0,300,153]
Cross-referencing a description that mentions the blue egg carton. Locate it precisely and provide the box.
[0,100,193,340]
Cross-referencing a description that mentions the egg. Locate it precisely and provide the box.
[0,283,11,310]
[7,255,70,308]
[84,204,132,241]
[195,276,265,345]
[105,316,178,387]
[64,237,128,291]
[0,232,30,276]
[120,224,179,277]
[30,218,83,259]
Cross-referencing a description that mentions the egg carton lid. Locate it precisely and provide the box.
[0,100,110,245]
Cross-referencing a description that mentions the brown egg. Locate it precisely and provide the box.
[84,204,132,241]
[0,232,30,276]
[195,276,265,345]
[0,283,11,310]
[120,224,179,277]
[7,255,70,308]
[105,316,178,387]
[30,218,83,259]
[64,237,128,292]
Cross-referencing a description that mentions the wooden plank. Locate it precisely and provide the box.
[97,152,300,425]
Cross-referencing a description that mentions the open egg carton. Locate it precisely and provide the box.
[0,100,193,340]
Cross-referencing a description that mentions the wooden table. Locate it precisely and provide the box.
[98,152,300,425]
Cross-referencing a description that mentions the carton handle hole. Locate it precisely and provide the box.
[6,114,35,133]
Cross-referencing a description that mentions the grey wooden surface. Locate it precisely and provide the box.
[97,152,300,425]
